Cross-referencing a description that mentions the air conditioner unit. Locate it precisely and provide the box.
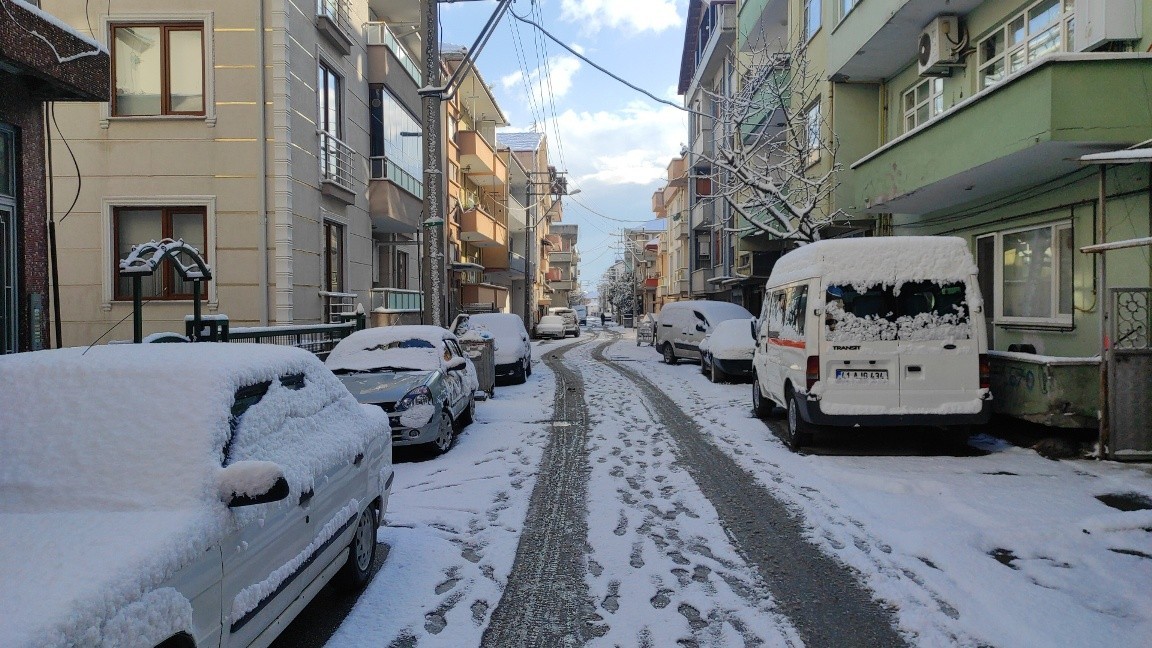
[917,15,961,76]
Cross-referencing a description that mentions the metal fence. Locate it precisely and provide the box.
[188,313,366,359]
[1109,288,1152,460]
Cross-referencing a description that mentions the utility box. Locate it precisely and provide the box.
[459,333,496,399]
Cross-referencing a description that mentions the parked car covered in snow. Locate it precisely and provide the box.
[752,236,992,450]
[535,315,567,339]
[451,312,532,385]
[699,317,757,383]
[0,343,392,647]
[655,300,755,364]
[327,325,479,454]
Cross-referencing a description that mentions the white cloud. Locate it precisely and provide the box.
[559,0,683,35]
[501,55,582,119]
[544,101,688,187]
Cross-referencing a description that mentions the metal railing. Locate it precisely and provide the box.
[320,290,357,324]
[369,156,423,197]
[364,22,421,84]
[370,287,423,313]
[227,319,362,358]
[319,131,357,193]
[317,0,355,41]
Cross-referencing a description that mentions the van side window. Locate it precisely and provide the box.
[765,290,787,335]
[784,286,808,337]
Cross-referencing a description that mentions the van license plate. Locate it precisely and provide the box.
[835,369,888,381]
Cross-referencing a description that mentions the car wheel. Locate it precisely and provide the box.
[662,343,677,365]
[752,377,774,419]
[710,359,726,383]
[525,357,532,378]
[333,504,378,592]
[700,354,709,376]
[429,410,454,455]
[786,394,814,451]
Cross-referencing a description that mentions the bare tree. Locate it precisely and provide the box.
[701,38,844,243]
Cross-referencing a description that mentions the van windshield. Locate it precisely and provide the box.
[824,281,971,342]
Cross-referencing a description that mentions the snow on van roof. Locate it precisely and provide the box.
[768,236,978,287]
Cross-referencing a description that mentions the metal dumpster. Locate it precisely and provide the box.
[987,350,1100,428]
[459,333,496,399]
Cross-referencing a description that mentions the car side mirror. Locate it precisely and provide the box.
[750,320,758,340]
[446,356,467,371]
[695,323,706,333]
[218,461,290,507]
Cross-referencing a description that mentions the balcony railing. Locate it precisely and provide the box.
[320,131,357,194]
[316,0,354,54]
[370,156,423,198]
[320,290,357,324]
[364,22,421,84]
[370,287,423,313]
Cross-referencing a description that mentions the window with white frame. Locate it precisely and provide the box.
[985,222,1074,325]
[977,0,1075,90]
[803,100,821,165]
[902,78,944,132]
[839,0,861,23]
[804,0,822,41]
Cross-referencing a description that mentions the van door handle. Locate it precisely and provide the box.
[299,489,314,505]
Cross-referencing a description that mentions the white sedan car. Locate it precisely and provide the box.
[0,344,392,647]
[534,315,567,339]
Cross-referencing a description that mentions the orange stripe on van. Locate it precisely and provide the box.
[768,338,806,350]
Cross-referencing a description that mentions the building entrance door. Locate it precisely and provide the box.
[1,203,15,354]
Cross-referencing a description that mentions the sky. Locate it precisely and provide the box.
[332,329,1152,646]
[440,0,690,294]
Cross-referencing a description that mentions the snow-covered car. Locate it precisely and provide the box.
[327,325,479,454]
[452,312,532,385]
[699,317,757,383]
[0,343,392,647]
[547,307,580,337]
[534,315,566,339]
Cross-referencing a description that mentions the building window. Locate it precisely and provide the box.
[113,207,207,300]
[804,0,822,41]
[839,0,860,23]
[988,222,1074,325]
[804,100,821,165]
[112,24,204,116]
[977,0,1074,90]
[318,62,342,138]
[324,221,344,293]
[369,85,423,197]
[902,78,944,132]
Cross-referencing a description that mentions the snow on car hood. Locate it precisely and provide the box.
[337,371,431,405]
[0,508,226,646]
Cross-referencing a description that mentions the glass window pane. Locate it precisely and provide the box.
[168,30,203,113]
[903,91,915,112]
[981,59,1005,88]
[915,82,927,104]
[1008,16,1026,46]
[117,209,163,297]
[916,104,929,124]
[1028,26,1060,61]
[0,130,12,197]
[1028,0,1061,34]
[1009,48,1027,73]
[979,31,1004,65]
[114,26,162,116]
[1002,227,1053,318]
[1058,227,1073,315]
[171,210,205,296]
[905,114,916,132]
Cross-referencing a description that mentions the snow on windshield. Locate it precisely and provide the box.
[825,281,972,342]
[327,326,449,372]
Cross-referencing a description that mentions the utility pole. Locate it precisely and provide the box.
[523,179,534,333]
[420,0,445,327]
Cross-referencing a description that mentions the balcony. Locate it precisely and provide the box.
[550,249,574,264]
[651,189,666,216]
[316,0,355,55]
[850,56,1152,215]
[456,130,507,186]
[319,131,357,204]
[460,206,507,248]
[671,213,690,240]
[365,22,421,86]
[827,0,983,82]
[370,287,422,313]
[461,283,508,312]
[738,0,787,52]
[682,1,737,95]
[667,156,689,187]
[734,250,782,279]
[691,267,716,294]
[549,279,576,292]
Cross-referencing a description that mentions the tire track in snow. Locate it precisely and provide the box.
[594,345,908,648]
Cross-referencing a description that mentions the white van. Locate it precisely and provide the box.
[655,300,755,364]
[751,237,992,450]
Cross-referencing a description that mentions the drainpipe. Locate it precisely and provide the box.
[257,0,270,325]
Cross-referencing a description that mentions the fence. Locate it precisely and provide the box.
[188,313,366,359]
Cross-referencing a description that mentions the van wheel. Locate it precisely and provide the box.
[752,378,774,419]
[786,395,814,451]
[662,344,678,365]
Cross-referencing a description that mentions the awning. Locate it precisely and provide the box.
[1080,148,1152,165]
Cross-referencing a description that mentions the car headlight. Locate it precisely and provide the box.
[395,385,433,412]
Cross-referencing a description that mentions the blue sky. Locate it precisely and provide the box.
[441,0,690,293]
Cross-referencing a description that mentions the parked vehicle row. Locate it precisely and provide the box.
[656,237,993,452]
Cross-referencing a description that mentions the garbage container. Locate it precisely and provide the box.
[458,332,496,399]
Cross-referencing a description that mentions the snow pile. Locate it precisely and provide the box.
[327,326,454,372]
[769,236,980,289]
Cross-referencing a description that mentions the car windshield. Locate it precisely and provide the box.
[328,337,441,372]
[825,281,971,342]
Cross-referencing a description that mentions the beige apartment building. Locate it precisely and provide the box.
[651,154,689,310]
[44,0,379,346]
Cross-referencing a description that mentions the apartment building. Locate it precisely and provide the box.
[623,226,662,318]
[828,0,1152,358]
[44,0,377,346]
[0,1,109,354]
[440,49,511,321]
[651,154,690,309]
[547,222,580,308]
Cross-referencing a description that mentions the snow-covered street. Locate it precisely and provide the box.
[324,327,1152,647]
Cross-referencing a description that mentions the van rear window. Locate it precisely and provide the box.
[825,281,971,342]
